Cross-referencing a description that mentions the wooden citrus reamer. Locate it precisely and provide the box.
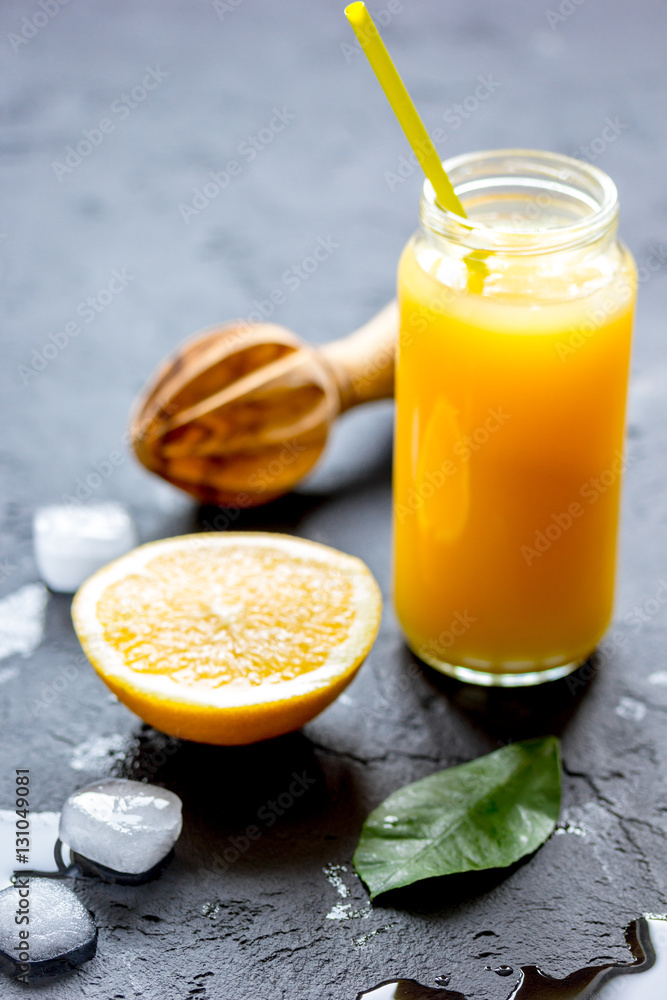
[130,302,398,507]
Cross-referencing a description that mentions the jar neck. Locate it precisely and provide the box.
[420,149,619,257]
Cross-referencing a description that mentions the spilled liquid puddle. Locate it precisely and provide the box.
[357,916,666,1000]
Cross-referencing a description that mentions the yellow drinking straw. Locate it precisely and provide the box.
[344,1,466,218]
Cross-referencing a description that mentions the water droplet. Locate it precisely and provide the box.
[494,965,514,977]
[485,964,513,976]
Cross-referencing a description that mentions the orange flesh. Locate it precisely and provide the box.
[96,544,355,687]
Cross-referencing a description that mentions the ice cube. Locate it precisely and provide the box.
[59,778,182,876]
[33,503,137,593]
[0,878,96,978]
[0,583,48,661]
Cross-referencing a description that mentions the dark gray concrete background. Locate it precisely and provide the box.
[2,0,667,997]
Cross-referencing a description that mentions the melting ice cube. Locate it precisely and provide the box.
[0,878,96,979]
[59,778,182,877]
[33,503,137,593]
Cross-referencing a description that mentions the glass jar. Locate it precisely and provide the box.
[393,149,636,686]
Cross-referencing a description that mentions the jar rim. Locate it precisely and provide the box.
[420,148,619,254]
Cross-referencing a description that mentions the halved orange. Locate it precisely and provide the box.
[72,532,382,745]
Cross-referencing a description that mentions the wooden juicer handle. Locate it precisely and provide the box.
[321,300,398,412]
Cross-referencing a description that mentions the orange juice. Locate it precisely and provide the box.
[393,150,636,685]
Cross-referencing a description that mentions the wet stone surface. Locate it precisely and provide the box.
[1,0,667,997]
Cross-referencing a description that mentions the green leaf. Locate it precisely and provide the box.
[353,736,561,899]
